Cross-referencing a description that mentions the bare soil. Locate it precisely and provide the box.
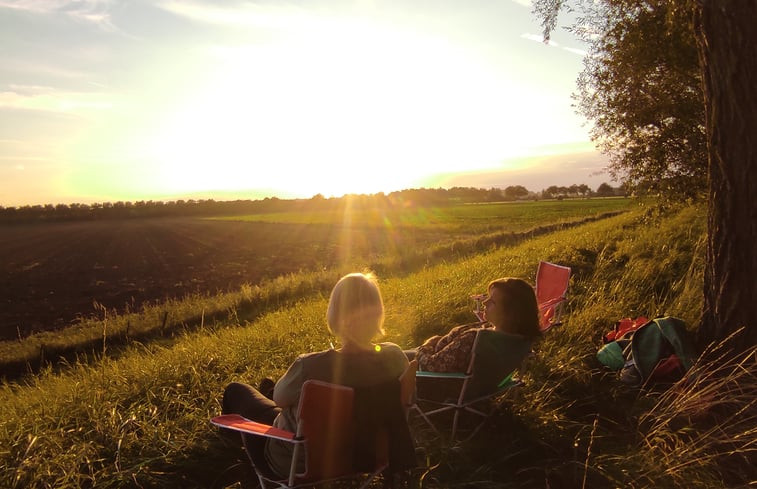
[1,217,435,341]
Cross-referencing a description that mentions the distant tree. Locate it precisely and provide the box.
[486,187,503,202]
[595,182,615,197]
[504,185,529,200]
[543,185,560,199]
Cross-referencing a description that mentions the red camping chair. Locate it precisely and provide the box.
[471,261,571,332]
[211,361,417,489]
[535,261,571,332]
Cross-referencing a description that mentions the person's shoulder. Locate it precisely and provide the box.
[376,342,408,362]
[297,348,337,363]
[376,341,402,351]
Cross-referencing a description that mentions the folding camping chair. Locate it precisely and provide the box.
[411,329,525,442]
[211,361,417,489]
[470,261,571,332]
[535,261,571,332]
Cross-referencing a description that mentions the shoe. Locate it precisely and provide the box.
[259,378,275,399]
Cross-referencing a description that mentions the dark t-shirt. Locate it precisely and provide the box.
[266,343,408,476]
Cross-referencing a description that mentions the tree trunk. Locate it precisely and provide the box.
[695,1,757,352]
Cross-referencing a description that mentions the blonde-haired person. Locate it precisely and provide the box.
[221,272,409,478]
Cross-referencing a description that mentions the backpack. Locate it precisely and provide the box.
[597,316,695,385]
[602,316,649,343]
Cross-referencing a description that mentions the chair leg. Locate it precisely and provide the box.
[458,415,489,443]
[450,409,461,442]
[241,434,271,489]
[411,403,440,435]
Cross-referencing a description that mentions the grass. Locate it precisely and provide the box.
[1,201,754,488]
[213,198,631,233]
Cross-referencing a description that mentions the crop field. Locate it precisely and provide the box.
[0,198,629,342]
[218,197,628,233]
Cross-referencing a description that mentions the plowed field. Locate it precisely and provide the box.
[1,217,439,341]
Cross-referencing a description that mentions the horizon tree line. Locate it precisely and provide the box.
[0,182,624,223]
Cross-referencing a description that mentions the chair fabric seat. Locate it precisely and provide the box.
[467,329,531,400]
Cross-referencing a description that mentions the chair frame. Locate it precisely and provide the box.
[411,330,522,442]
[211,361,417,489]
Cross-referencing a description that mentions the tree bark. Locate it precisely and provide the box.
[695,1,757,352]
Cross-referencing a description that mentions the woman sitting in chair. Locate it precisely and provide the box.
[221,272,409,478]
[412,277,541,377]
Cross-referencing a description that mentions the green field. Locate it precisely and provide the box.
[2,200,754,488]
[215,197,631,233]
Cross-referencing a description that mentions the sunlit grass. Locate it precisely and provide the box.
[214,198,631,233]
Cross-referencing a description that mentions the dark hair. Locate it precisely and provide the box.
[487,277,541,338]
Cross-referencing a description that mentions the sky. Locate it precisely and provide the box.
[0,0,611,207]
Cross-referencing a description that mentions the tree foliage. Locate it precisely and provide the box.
[534,0,757,351]
[549,0,707,197]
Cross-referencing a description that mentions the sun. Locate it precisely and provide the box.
[142,16,556,198]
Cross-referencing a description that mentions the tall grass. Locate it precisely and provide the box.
[1,202,753,488]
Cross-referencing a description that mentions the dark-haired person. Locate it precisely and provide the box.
[221,272,409,478]
[410,277,540,397]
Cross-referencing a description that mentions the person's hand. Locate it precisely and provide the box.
[421,335,442,348]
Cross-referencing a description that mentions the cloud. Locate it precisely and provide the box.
[510,0,533,6]
[563,47,588,56]
[428,151,612,191]
[521,32,558,46]
[0,87,113,113]
[0,0,116,28]
[156,0,307,29]
[521,32,586,56]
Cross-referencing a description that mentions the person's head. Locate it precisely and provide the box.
[483,277,541,338]
[326,272,385,349]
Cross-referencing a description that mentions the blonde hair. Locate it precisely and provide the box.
[326,272,385,347]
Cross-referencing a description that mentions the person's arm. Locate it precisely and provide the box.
[418,328,478,373]
[388,342,410,374]
[272,356,305,407]
[416,334,442,360]
[433,322,479,351]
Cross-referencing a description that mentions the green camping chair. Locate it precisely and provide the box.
[410,328,529,442]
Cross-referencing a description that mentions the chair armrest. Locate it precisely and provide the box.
[416,371,470,380]
[210,414,301,443]
[538,296,566,309]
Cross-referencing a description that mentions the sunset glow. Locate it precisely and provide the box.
[0,1,605,206]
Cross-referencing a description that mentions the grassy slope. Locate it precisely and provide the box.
[1,203,753,488]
